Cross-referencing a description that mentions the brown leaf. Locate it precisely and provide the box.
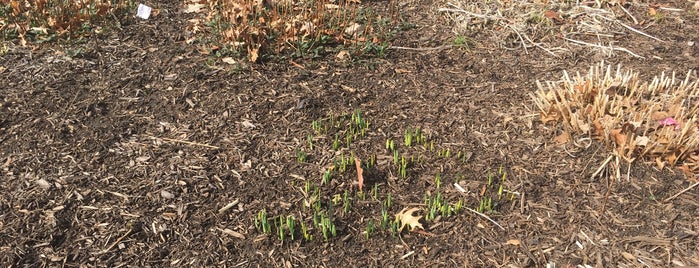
[355,157,363,191]
[506,239,521,246]
[395,207,424,232]
[648,7,657,16]
[554,132,570,144]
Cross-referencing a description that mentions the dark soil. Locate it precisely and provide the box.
[1,0,698,267]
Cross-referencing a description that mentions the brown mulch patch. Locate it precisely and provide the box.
[1,0,698,266]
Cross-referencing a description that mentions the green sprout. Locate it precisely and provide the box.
[312,120,322,134]
[333,134,340,150]
[372,184,378,200]
[287,215,296,240]
[404,129,413,147]
[256,209,271,234]
[304,181,311,196]
[381,208,389,228]
[454,199,463,214]
[278,217,285,241]
[343,190,351,213]
[390,221,399,236]
[366,219,375,240]
[435,173,441,189]
[296,149,307,163]
[307,134,314,150]
[323,169,332,185]
[385,193,392,208]
[393,150,399,165]
[301,221,312,241]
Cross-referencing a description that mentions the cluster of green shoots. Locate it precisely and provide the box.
[477,165,515,213]
[259,111,516,243]
[424,174,464,220]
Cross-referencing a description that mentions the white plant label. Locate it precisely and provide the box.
[137,4,152,19]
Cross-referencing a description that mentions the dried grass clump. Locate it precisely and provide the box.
[0,0,128,44]
[196,0,395,62]
[439,1,672,58]
[532,62,699,176]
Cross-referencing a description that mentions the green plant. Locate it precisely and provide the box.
[296,149,307,163]
[365,219,375,239]
[255,209,272,234]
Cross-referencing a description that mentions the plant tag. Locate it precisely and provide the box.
[137,4,152,19]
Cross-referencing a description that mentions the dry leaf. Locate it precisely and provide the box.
[344,23,362,36]
[184,3,206,13]
[355,157,363,191]
[222,57,237,65]
[506,239,521,246]
[656,157,666,170]
[648,7,657,16]
[336,50,351,60]
[554,132,570,144]
[395,207,424,232]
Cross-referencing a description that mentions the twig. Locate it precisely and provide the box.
[97,227,133,255]
[591,154,614,180]
[465,207,505,230]
[388,45,453,51]
[147,136,220,149]
[563,37,644,59]
[615,20,664,42]
[664,181,699,202]
[617,4,638,25]
[522,34,563,57]
[506,24,528,54]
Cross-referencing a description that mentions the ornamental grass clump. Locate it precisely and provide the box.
[532,62,699,175]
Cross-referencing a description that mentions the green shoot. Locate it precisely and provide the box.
[296,149,307,163]
[381,208,389,228]
[323,169,332,185]
[343,190,351,213]
[287,215,295,240]
[404,128,412,147]
[366,219,374,240]
[393,150,399,165]
[386,193,392,208]
[257,209,271,234]
[435,173,441,189]
[301,221,312,241]
[333,134,340,150]
[307,134,314,150]
[372,184,378,200]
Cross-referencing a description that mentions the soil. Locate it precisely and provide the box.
[1,0,698,267]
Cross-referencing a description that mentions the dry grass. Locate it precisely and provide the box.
[438,0,682,58]
[0,0,130,44]
[532,61,699,176]
[191,0,398,61]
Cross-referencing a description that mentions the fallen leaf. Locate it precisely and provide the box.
[222,57,237,65]
[355,157,363,191]
[554,132,570,144]
[395,207,424,232]
[648,7,657,16]
[336,50,351,60]
[506,239,521,246]
[184,3,206,13]
[656,157,666,170]
[344,23,362,36]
